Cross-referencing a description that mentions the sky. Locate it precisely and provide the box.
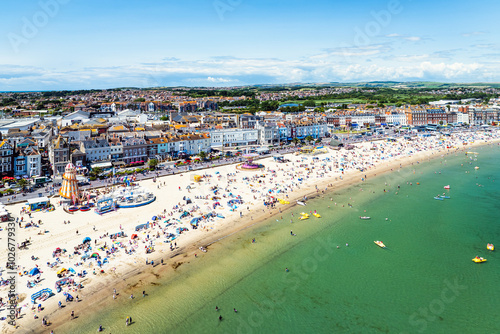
[1,0,499,91]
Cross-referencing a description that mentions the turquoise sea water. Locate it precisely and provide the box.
[63,145,500,334]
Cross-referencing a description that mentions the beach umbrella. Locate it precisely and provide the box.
[82,237,91,244]
[57,268,67,275]
[90,253,99,258]
[29,267,40,276]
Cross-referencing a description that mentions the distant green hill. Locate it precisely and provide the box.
[136,81,500,91]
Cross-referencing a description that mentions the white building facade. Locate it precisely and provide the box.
[209,129,259,149]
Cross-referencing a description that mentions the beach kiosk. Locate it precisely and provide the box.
[27,197,51,211]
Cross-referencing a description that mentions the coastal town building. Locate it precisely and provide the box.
[80,138,111,163]
[209,129,259,149]
[48,136,70,175]
[0,140,14,176]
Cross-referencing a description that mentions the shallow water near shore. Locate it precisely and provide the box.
[61,145,500,334]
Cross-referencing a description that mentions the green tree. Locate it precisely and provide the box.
[17,178,29,190]
[260,100,279,111]
[303,100,316,107]
[89,167,103,178]
[305,135,314,144]
[198,151,207,160]
[292,137,300,146]
[160,116,168,121]
[148,159,159,170]
[134,98,146,102]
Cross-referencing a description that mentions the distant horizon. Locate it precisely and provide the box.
[2,80,500,94]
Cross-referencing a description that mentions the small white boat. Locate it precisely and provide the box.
[297,201,306,206]
[360,216,371,220]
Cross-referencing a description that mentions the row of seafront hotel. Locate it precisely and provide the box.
[0,103,498,177]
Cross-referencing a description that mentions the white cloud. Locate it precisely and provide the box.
[0,57,494,91]
[405,36,421,42]
[462,31,486,37]
[316,45,389,59]
[207,77,232,83]
[392,54,429,62]
[386,34,421,41]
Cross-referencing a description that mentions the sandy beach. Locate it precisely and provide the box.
[1,130,499,333]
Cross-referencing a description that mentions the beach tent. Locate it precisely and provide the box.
[190,217,202,226]
[82,237,91,244]
[29,267,40,276]
[57,268,67,275]
[135,223,149,231]
[131,234,138,239]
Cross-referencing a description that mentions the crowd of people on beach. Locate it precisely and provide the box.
[1,129,499,332]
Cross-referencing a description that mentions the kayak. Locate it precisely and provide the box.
[487,243,494,251]
[360,216,371,220]
[312,213,321,218]
[374,241,386,248]
[472,257,487,263]
[297,201,306,206]
[299,215,309,220]
[434,196,444,200]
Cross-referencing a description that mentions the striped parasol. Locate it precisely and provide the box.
[59,162,79,201]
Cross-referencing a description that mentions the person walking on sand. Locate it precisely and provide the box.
[71,310,75,319]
